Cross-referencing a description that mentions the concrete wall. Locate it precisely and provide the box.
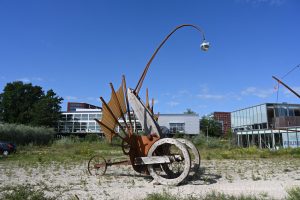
[158,114,200,135]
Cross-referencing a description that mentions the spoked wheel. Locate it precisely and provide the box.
[147,138,191,185]
[121,139,130,155]
[176,138,200,173]
[88,155,107,176]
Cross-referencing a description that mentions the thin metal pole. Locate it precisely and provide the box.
[123,75,133,135]
[94,119,125,141]
[272,76,300,98]
[134,24,206,95]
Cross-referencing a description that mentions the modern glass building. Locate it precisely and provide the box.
[57,105,200,135]
[231,103,300,149]
[57,109,102,133]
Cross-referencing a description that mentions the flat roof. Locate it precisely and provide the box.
[232,102,300,113]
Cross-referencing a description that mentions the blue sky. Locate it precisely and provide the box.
[0,0,299,116]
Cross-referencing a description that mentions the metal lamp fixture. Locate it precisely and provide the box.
[201,41,210,51]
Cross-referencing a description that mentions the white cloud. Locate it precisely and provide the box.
[65,96,78,100]
[17,77,44,83]
[237,0,285,6]
[197,94,225,100]
[33,77,43,81]
[241,87,275,98]
[17,78,31,83]
[283,86,300,97]
[167,101,179,107]
[171,90,192,99]
[199,85,209,93]
[197,85,226,100]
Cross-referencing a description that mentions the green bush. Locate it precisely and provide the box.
[193,135,231,149]
[287,187,300,200]
[84,133,100,143]
[0,123,55,145]
[0,184,56,200]
[144,190,269,200]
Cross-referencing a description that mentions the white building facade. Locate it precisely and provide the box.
[57,109,200,135]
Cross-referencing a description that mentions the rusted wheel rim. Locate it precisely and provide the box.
[88,155,107,176]
[147,138,191,185]
[176,138,200,173]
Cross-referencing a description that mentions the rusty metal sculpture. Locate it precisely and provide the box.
[88,24,209,185]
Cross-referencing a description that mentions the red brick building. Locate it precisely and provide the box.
[67,102,101,112]
[213,112,231,135]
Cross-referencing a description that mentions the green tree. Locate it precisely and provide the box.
[200,115,222,137]
[184,108,196,114]
[31,89,63,127]
[0,81,63,127]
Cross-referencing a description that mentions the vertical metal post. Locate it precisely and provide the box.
[206,126,208,142]
[247,133,250,148]
[271,129,275,149]
[259,131,262,149]
[296,128,299,148]
[241,134,243,147]
[287,128,289,148]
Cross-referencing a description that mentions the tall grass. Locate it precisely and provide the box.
[191,134,300,160]
[287,187,300,200]
[0,123,55,145]
[144,191,269,200]
[0,184,56,200]
[1,136,124,165]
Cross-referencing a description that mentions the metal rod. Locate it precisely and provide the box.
[123,75,133,136]
[151,98,154,114]
[94,118,125,140]
[272,76,300,98]
[134,24,206,95]
[100,97,128,137]
[132,110,138,134]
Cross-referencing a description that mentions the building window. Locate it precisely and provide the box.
[169,123,185,134]
[82,114,88,120]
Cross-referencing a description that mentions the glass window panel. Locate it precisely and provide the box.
[257,105,262,124]
[247,108,251,125]
[231,112,235,127]
[89,114,96,120]
[74,114,81,121]
[261,104,267,123]
[61,115,66,121]
[66,114,73,121]
[82,114,88,120]
[169,123,185,133]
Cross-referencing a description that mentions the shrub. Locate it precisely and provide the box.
[287,187,300,200]
[0,184,56,200]
[0,123,55,146]
[84,133,100,143]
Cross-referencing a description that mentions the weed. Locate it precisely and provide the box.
[0,184,56,200]
[286,187,300,200]
[143,190,271,200]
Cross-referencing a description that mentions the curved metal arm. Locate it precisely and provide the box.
[134,24,207,95]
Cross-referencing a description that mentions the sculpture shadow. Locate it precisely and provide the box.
[183,167,222,185]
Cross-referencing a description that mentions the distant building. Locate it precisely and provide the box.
[158,114,200,135]
[213,112,231,135]
[57,102,200,136]
[231,103,300,149]
[67,102,101,112]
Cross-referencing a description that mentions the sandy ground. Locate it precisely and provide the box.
[0,159,300,200]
